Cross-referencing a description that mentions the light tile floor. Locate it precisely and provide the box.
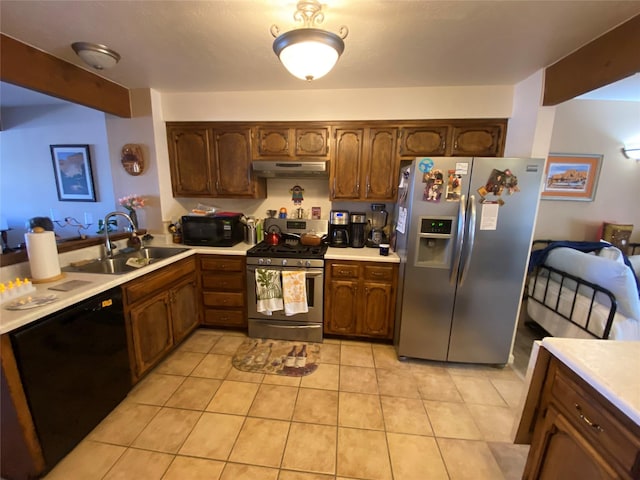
[44,329,530,480]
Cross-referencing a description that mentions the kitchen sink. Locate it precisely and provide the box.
[63,246,189,275]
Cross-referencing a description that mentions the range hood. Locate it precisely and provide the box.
[252,161,328,178]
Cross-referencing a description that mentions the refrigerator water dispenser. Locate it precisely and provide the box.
[414,217,454,268]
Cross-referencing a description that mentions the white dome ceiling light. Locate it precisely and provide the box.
[71,42,121,70]
[271,0,348,81]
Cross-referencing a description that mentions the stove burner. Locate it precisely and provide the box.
[247,241,328,259]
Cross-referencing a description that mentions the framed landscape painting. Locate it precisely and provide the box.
[50,144,96,202]
[541,153,602,201]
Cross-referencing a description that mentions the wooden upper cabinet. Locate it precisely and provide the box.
[331,127,399,201]
[295,127,329,157]
[331,128,364,200]
[253,126,329,159]
[212,127,264,198]
[450,121,506,156]
[167,123,265,199]
[167,126,214,196]
[364,128,399,200]
[399,126,448,157]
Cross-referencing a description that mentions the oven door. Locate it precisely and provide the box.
[247,265,324,342]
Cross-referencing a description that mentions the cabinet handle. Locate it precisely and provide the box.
[366,175,371,194]
[574,404,603,433]
[215,180,220,191]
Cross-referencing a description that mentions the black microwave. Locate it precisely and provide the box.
[181,214,244,247]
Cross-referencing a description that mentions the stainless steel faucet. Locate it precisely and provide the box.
[104,211,138,258]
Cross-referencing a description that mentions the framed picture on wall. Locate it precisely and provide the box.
[541,153,603,201]
[50,144,96,202]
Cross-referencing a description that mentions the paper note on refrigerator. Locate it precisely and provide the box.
[480,202,499,230]
[397,207,407,234]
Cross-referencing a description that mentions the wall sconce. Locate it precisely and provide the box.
[71,42,121,70]
[621,144,640,161]
[271,0,348,81]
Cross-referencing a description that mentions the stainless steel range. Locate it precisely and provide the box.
[246,218,328,343]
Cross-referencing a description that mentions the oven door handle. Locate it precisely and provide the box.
[261,323,322,329]
[247,267,323,278]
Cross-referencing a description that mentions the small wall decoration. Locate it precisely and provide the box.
[121,144,145,175]
[542,153,602,201]
[50,144,96,202]
[290,185,304,205]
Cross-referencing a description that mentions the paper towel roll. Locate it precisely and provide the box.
[25,231,63,283]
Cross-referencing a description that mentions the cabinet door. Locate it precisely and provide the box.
[358,281,393,338]
[325,280,359,335]
[129,292,173,379]
[254,127,291,158]
[399,126,448,156]
[332,128,364,200]
[170,277,199,344]
[364,128,399,201]
[167,126,215,196]
[450,124,505,156]
[525,405,618,480]
[295,127,329,157]
[212,128,265,198]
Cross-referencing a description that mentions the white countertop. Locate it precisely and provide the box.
[325,246,400,263]
[0,241,398,334]
[541,337,640,426]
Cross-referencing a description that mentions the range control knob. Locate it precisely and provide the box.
[265,258,272,265]
[282,259,288,266]
[258,258,264,265]
[305,260,312,267]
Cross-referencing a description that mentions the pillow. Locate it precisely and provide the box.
[545,247,640,320]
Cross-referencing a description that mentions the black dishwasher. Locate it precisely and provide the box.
[10,287,131,470]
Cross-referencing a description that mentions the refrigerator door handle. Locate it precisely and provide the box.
[459,195,477,286]
[449,194,466,285]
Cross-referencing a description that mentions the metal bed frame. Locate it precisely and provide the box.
[524,239,639,339]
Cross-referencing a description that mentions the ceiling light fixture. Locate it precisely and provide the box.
[271,0,348,81]
[622,143,640,161]
[71,42,121,70]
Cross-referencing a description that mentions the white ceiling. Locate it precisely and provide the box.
[1,1,639,105]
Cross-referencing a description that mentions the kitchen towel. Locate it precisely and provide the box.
[282,270,308,316]
[255,269,283,315]
[25,231,63,283]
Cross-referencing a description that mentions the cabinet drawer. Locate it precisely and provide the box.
[202,273,244,290]
[330,263,360,279]
[200,256,244,272]
[203,291,245,307]
[203,308,246,327]
[364,265,394,282]
[551,364,640,474]
[124,257,195,305]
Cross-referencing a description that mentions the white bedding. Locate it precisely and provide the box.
[527,274,640,340]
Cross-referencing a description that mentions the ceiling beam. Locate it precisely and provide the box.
[543,15,640,106]
[0,34,131,117]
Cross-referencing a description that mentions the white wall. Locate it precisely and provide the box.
[534,99,640,242]
[0,104,116,247]
[105,89,164,234]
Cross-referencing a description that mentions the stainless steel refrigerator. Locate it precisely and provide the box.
[393,157,544,364]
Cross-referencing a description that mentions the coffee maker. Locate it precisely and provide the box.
[349,212,367,248]
[329,210,350,247]
[366,204,388,248]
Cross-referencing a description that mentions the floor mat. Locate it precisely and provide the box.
[232,338,320,377]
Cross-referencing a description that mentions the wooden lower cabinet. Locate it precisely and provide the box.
[200,255,247,328]
[516,349,640,479]
[123,257,199,382]
[324,260,398,339]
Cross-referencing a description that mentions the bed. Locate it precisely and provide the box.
[526,241,640,340]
